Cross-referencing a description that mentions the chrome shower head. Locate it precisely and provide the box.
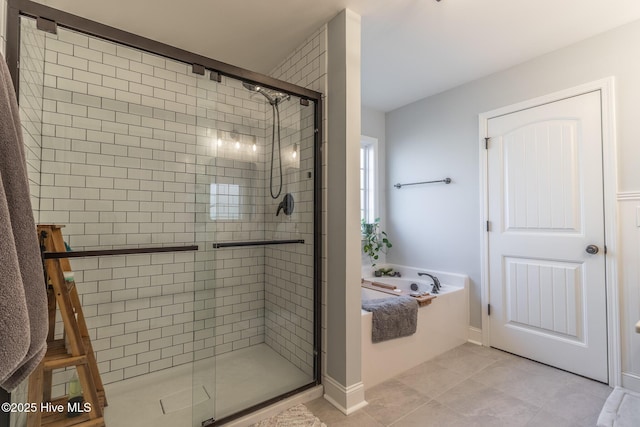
[242,82,276,105]
[242,81,289,106]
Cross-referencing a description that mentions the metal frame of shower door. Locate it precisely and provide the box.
[5,0,324,425]
[5,0,322,102]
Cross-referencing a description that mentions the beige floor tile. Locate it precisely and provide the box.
[395,362,468,399]
[390,400,478,427]
[363,379,430,426]
[435,379,539,426]
[525,409,583,427]
[543,381,608,425]
[565,375,613,400]
[431,346,499,377]
[459,343,514,361]
[471,359,573,407]
[305,398,384,427]
[306,344,613,427]
[330,411,385,427]
[305,397,352,424]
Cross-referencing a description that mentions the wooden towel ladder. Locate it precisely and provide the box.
[27,225,107,427]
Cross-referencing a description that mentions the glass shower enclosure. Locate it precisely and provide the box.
[9,1,321,425]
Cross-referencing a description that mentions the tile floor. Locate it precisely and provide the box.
[104,343,312,427]
[306,343,612,426]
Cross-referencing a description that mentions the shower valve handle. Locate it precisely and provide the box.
[276,193,294,216]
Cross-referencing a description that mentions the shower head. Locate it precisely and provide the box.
[242,82,276,104]
[242,82,259,92]
[242,81,289,106]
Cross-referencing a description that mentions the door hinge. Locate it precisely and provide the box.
[484,137,490,149]
[604,245,608,254]
[486,220,491,232]
[488,304,491,316]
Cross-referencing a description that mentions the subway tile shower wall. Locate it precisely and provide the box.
[266,27,326,377]
[31,24,279,389]
[19,18,45,222]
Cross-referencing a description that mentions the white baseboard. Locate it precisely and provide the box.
[468,326,483,345]
[621,372,640,393]
[323,375,368,415]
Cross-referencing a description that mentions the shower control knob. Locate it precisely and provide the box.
[585,245,599,255]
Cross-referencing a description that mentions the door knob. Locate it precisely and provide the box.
[586,245,599,255]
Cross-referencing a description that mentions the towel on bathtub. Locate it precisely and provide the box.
[362,296,418,343]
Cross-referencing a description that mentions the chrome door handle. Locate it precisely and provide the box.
[586,245,599,255]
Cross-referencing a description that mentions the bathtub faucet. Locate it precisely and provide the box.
[418,272,441,294]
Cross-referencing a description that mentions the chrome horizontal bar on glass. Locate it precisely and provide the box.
[212,240,305,249]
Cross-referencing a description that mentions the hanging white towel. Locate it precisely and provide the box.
[0,54,48,391]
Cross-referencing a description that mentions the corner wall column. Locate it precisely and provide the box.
[324,8,366,414]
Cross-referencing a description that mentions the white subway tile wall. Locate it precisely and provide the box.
[33,25,277,391]
[19,18,45,222]
[267,26,327,377]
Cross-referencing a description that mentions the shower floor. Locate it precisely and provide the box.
[103,343,313,427]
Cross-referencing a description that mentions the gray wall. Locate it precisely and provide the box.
[386,18,640,329]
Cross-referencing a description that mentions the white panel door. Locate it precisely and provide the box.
[487,91,608,382]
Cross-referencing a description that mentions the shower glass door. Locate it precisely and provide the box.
[15,16,211,427]
[12,6,318,427]
[193,73,317,423]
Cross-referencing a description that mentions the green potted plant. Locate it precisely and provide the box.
[361,218,392,271]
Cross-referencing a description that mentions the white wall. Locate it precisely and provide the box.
[385,18,640,386]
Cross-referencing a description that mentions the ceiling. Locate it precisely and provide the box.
[38,0,640,112]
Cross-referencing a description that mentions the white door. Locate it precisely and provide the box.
[487,91,608,382]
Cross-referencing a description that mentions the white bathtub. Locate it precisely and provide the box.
[361,265,469,389]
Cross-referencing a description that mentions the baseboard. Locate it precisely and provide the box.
[468,326,483,345]
[621,372,640,393]
[322,375,367,415]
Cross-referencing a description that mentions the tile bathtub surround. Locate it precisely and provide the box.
[306,343,612,426]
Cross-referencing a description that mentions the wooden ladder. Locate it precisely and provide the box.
[27,225,107,427]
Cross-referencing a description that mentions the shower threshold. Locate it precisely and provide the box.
[103,343,313,427]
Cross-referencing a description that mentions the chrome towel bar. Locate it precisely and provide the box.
[394,178,452,189]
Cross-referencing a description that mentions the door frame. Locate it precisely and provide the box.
[478,77,620,386]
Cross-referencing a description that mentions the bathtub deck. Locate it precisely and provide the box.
[361,282,436,306]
